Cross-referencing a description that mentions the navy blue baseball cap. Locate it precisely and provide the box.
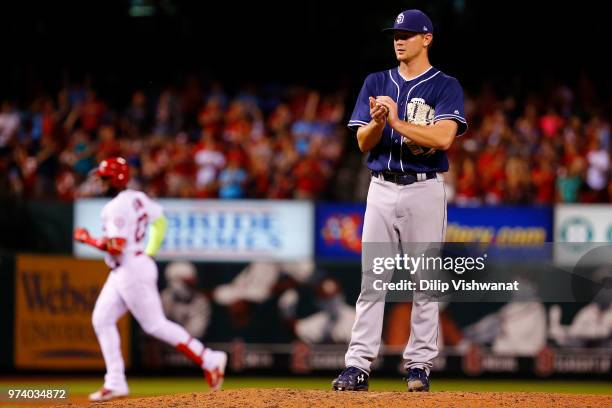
[382,9,433,34]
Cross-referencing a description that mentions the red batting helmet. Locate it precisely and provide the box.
[97,157,129,188]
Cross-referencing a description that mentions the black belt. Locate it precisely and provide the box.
[372,171,437,185]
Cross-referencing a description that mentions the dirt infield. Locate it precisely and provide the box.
[49,388,612,408]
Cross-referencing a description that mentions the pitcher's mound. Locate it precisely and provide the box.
[57,388,612,408]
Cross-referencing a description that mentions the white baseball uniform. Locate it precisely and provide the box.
[92,189,212,392]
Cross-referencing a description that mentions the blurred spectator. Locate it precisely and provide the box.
[198,97,225,137]
[55,165,77,201]
[0,102,20,148]
[35,135,59,198]
[505,156,530,203]
[154,88,182,137]
[477,144,505,205]
[123,90,150,137]
[455,157,479,206]
[556,159,584,203]
[59,129,95,178]
[584,137,610,201]
[294,148,326,199]
[538,108,564,138]
[218,151,247,199]
[193,130,225,197]
[80,90,106,132]
[166,134,195,197]
[531,161,555,204]
[96,125,121,161]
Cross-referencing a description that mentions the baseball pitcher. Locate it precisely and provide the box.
[332,9,467,392]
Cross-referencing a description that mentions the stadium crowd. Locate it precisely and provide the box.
[446,77,610,205]
[0,76,610,204]
[0,80,346,201]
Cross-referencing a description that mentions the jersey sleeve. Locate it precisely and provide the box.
[347,74,376,131]
[144,194,164,221]
[102,204,129,239]
[433,77,468,136]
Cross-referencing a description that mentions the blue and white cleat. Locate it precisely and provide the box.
[406,368,430,392]
[332,366,369,391]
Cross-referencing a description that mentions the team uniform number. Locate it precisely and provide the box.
[133,198,148,243]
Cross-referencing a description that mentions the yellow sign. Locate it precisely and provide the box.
[15,255,130,369]
[446,224,546,245]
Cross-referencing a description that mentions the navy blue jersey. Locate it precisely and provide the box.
[348,66,467,173]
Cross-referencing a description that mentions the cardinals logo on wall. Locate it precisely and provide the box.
[534,346,555,377]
